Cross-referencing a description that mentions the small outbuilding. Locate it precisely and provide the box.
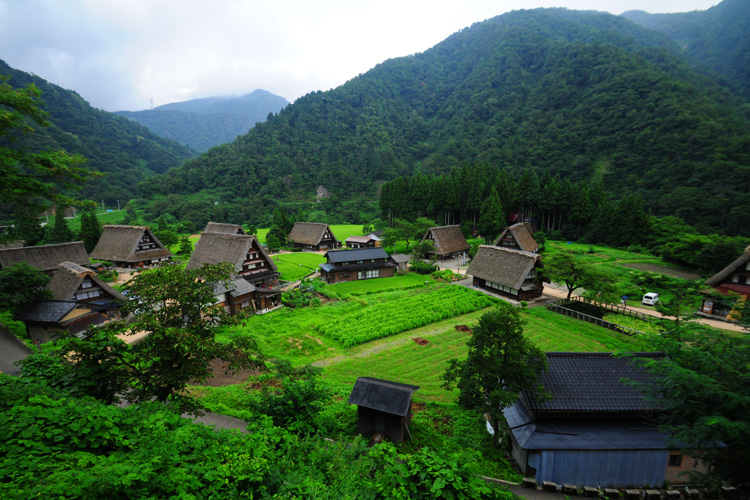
[202,222,247,235]
[389,253,410,272]
[700,245,750,320]
[348,377,420,443]
[345,235,377,248]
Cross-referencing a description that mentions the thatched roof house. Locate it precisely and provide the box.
[90,225,172,268]
[48,261,126,307]
[287,222,341,251]
[348,377,420,443]
[203,222,247,235]
[493,222,538,253]
[467,245,544,301]
[420,225,470,260]
[701,245,750,318]
[0,241,89,274]
[345,235,377,248]
[187,231,279,288]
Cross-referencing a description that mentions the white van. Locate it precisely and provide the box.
[642,292,660,306]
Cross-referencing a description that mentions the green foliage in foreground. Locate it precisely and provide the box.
[0,376,518,500]
[318,287,495,347]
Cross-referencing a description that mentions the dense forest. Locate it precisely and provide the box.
[623,0,750,100]
[0,59,195,216]
[143,7,750,236]
[115,90,289,152]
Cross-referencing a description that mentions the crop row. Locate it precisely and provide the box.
[317,286,495,346]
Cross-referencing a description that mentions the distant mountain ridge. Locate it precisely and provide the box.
[622,0,750,99]
[151,6,750,235]
[0,59,196,209]
[116,91,289,152]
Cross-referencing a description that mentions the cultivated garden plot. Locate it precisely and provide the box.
[317,286,496,346]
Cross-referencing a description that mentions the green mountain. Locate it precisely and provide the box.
[623,0,750,100]
[0,59,196,208]
[153,7,750,235]
[116,91,289,152]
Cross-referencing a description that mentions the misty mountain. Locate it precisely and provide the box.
[116,91,289,152]
[0,59,196,207]
[150,6,750,235]
[622,0,750,100]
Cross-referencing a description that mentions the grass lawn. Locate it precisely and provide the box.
[319,274,435,297]
[63,209,125,233]
[273,253,325,281]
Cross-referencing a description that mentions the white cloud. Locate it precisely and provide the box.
[0,0,720,111]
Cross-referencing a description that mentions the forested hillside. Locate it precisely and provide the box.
[116,90,289,152]
[0,59,195,210]
[623,0,750,100]
[148,7,750,236]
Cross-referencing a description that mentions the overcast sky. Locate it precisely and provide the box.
[0,0,720,112]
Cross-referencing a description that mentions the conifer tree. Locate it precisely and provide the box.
[80,209,102,253]
[477,186,505,243]
[45,207,74,244]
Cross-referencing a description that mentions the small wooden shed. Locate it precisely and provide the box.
[348,377,419,443]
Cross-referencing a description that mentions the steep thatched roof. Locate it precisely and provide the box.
[187,232,277,274]
[706,245,750,287]
[493,223,538,253]
[90,225,172,263]
[48,261,126,302]
[347,377,420,417]
[467,245,541,289]
[203,222,247,235]
[0,241,89,272]
[422,226,470,256]
[288,222,337,246]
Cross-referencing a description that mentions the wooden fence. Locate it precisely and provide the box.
[567,295,652,321]
[546,300,646,336]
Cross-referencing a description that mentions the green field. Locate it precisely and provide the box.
[273,252,326,281]
[319,274,435,297]
[254,224,364,246]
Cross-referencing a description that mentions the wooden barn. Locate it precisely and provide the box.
[90,225,173,269]
[504,352,707,488]
[319,247,396,284]
[701,245,750,320]
[348,377,420,443]
[420,225,470,261]
[493,222,538,253]
[287,222,341,251]
[345,235,377,248]
[467,245,545,301]
[0,241,89,274]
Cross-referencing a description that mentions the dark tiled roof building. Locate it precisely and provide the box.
[319,247,396,284]
[504,352,706,488]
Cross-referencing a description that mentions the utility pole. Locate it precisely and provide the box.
[101,200,105,212]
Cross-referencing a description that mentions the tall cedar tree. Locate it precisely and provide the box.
[477,186,505,243]
[11,205,44,246]
[442,305,548,438]
[45,207,74,244]
[80,209,102,253]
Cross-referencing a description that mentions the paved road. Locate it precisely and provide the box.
[0,327,32,376]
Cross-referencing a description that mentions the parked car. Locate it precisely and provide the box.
[642,292,660,306]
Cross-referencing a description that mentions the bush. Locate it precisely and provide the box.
[410,260,438,275]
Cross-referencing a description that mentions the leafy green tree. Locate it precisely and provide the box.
[266,226,285,248]
[542,250,617,301]
[44,207,74,244]
[477,186,505,242]
[412,239,437,261]
[11,205,44,246]
[153,229,178,248]
[176,235,193,256]
[380,227,399,253]
[95,263,265,413]
[442,305,548,437]
[633,325,750,489]
[0,77,96,213]
[0,262,52,315]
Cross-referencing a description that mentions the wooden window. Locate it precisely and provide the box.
[668,454,682,467]
[81,279,92,289]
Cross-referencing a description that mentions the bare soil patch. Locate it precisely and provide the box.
[455,325,472,333]
[619,263,700,280]
[413,337,429,345]
[193,358,263,387]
